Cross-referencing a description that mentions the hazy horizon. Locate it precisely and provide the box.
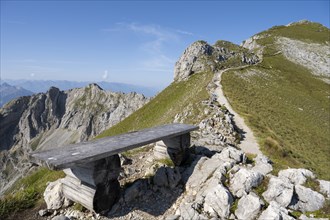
[1,1,329,88]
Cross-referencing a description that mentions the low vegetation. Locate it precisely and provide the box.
[222,23,330,180]
[0,168,64,218]
[97,71,213,138]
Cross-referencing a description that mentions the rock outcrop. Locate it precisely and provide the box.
[174,40,259,81]
[0,84,149,195]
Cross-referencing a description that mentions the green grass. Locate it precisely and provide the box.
[97,71,213,138]
[0,168,65,218]
[256,22,330,44]
[222,23,330,180]
[155,158,175,167]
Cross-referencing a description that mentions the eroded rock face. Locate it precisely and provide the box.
[174,41,259,82]
[0,84,149,195]
[277,37,330,79]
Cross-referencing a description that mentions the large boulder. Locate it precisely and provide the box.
[235,192,264,220]
[289,185,325,212]
[262,176,294,208]
[258,201,295,220]
[44,180,71,210]
[278,168,315,185]
[183,155,226,192]
[202,183,234,219]
[230,168,263,197]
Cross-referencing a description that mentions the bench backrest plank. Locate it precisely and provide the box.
[30,123,198,170]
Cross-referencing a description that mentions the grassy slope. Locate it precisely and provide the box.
[97,71,213,138]
[0,168,64,218]
[222,22,330,179]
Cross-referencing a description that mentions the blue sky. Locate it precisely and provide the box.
[1,1,329,89]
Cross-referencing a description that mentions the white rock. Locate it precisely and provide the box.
[278,168,315,185]
[289,185,325,212]
[176,202,208,220]
[203,183,234,219]
[318,179,330,198]
[262,176,294,208]
[252,154,273,175]
[217,146,246,164]
[44,180,65,210]
[235,192,264,220]
[230,168,263,197]
[258,201,295,220]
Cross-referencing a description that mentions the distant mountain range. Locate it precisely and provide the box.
[0,83,33,107]
[2,79,158,98]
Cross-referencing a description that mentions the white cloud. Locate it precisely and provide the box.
[30,73,35,77]
[176,29,194,36]
[102,70,109,80]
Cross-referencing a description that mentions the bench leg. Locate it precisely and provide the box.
[60,154,121,213]
[154,133,191,166]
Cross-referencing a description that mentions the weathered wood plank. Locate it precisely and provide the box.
[30,123,198,170]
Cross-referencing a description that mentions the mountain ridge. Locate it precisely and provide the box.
[1,20,329,219]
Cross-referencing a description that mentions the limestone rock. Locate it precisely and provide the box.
[230,168,263,197]
[183,155,227,192]
[278,168,315,185]
[258,201,295,220]
[252,154,273,175]
[262,176,294,208]
[235,192,264,220]
[176,202,208,220]
[202,183,234,219]
[174,41,213,81]
[153,167,181,189]
[217,146,246,164]
[174,40,259,82]
[277,37,330,79]
[44,180,66,210]
[289,185,325,212]
[318,179,330,198]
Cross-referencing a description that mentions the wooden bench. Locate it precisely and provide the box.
[30,123,198,213]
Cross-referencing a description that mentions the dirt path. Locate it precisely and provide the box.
[213,71,262,155]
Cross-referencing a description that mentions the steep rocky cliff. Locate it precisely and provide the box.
[0,84,149,194]
[174,40,259,81]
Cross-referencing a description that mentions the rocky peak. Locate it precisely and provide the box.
[0,84,150,194]
[174,40,259,82]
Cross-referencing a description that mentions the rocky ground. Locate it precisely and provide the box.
[37,96,330,220]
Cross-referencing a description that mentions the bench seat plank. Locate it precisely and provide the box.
[30,123,198,170]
